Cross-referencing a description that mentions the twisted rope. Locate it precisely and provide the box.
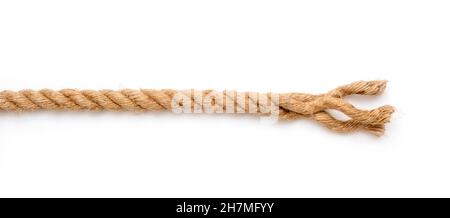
[0,80,394,136]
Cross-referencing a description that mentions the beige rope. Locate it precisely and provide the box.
[0,80,394,136]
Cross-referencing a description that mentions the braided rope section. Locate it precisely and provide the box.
[0,80,394,136]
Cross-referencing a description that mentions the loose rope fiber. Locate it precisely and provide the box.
[0,80,394,136]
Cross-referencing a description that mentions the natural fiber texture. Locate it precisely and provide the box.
[0,80,394,136]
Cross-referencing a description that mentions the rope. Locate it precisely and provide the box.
[0,80,394,136]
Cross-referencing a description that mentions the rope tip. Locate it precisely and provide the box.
[366,105,394,136]
[329,80,389,97]
[361,80,388,95]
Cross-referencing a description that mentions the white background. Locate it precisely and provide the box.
[0,0,449,197]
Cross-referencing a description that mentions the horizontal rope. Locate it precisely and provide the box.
[0,80,394,136]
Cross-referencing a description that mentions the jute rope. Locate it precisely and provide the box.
[0,80,394,136]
